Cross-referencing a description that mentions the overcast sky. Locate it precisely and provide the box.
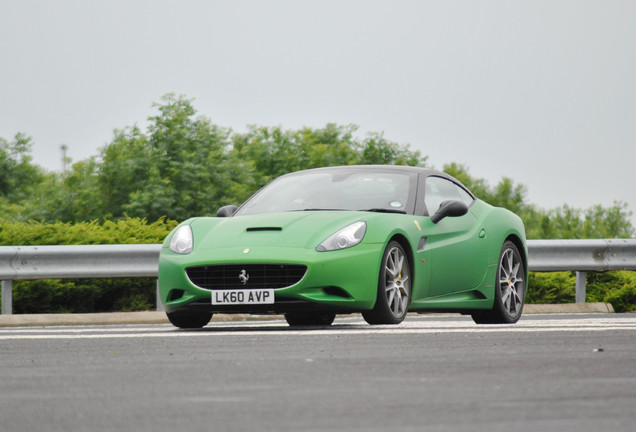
[1,0,635,226]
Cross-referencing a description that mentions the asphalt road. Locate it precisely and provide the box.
[1,314,635,432]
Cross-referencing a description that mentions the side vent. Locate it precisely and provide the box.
[167,289,185,302]
[417,237,427,252]
[324,287,353,299]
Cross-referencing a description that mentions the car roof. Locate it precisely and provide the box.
[284,164,440,176]
[283,165,465,187]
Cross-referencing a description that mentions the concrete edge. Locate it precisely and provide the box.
[522,302,614,314]
[0,303,616,327]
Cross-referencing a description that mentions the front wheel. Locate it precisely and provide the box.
[167,311,213,329]
[363,240,411,325]
[472,241,525,324]
[284,312,336,326]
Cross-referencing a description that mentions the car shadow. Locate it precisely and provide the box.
[174,322,369,333]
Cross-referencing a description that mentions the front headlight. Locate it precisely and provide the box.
[170,225,193,254]
[316,221,366,252]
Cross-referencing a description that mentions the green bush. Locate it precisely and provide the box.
[0,217,177,246]
[526,272,575,304]
[587,271,636,313]
[526,270,636,312]
[11,278,157,314]
[0,217,176,314]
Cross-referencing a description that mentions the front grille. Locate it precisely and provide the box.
[186,264,307,290]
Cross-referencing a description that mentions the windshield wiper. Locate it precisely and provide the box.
[362,208,407,214]
[292,208,347,212]
[289,208,407,214]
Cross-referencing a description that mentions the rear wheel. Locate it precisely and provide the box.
[472,241,525,324]
[363,240,411,325]
[167,311,213,329]
[284,312,336,326]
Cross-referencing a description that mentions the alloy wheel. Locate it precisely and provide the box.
[383,245,411,318]
[498,246,524,317]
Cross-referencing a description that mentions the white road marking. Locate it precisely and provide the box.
[0,326,171,334]
[1,316,635,340]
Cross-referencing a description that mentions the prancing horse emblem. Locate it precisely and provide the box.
[239,270,249,285]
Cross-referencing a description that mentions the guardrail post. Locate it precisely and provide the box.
[1,280,12,315]
[575,271,587,304]
[156,279,164,312]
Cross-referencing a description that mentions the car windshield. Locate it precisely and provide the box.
[236,168,416,216]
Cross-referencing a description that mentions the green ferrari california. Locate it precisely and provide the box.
[159,165,527,328]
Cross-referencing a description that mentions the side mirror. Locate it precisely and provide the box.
[217,205,238,217]
[430,200,468,224]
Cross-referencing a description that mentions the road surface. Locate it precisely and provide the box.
[1,313,635,432]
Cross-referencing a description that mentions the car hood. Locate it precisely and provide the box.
[189,211,370,251]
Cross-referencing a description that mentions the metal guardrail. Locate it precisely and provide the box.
[0,245,161,315]
[527,239,636,303]
[1,240,635,314]
[527,239,636,272]
[0,244,161,280]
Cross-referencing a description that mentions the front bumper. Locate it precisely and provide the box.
[158,243,383,314]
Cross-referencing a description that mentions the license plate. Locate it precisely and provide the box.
[211,289,275,305]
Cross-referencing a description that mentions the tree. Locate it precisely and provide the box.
[0,133,45,203]
[98,126,152,219]
[0,133,50,221]
[358,131,426,166]
[543,201,634,239]
[95,94,234,220]
[582,201,634,238]
[228,123,428,206]
[20,159,103,223]
[230,125,307,187]
[118,94,232,220]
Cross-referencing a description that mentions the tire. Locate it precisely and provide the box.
[284,312,336,326]
[167,311,213,329]
[362,240,411,325]
[472,241,525,324]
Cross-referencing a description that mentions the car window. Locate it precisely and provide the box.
[424,176,474,215]
[456,184,474,207]
[236,169,417,215]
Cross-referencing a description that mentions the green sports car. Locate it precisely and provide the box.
[159,165,527,328]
